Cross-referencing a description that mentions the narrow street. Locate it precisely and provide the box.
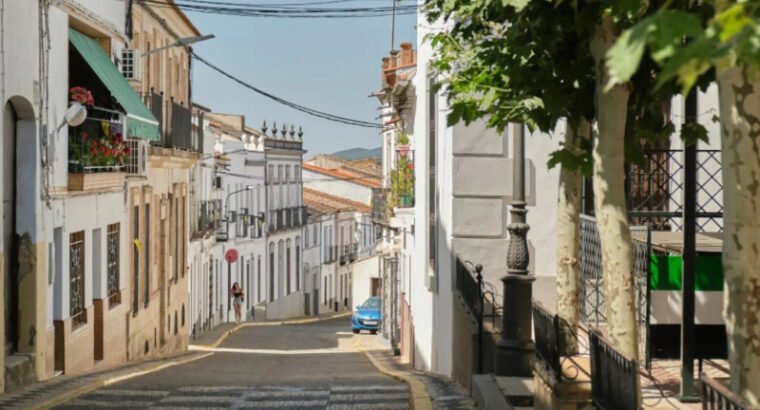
[54,317,409,409]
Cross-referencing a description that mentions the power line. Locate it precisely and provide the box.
[191,52,382,128]
[138,0,417,18]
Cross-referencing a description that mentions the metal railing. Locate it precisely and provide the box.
[455,256,484,372]
[141,90,200,152]
[372,188,389,223]
[701,374,750,410]
[533,301,562,377]
[579,215,651,365]
[68,107,127,173]
[589,329,639,410]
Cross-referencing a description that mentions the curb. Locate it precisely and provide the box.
[31,353,213,410]
[195,312,353,349]
[353,337,434,410]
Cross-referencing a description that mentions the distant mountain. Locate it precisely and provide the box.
[331,147,382,160]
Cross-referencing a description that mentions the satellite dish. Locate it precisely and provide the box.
[65,102,88,127]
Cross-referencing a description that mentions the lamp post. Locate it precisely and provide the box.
[496,123,535,376]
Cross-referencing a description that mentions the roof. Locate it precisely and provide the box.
[303,163,382,189]
[304,188,371,215]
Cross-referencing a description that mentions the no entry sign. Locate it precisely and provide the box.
[225,249,239,264]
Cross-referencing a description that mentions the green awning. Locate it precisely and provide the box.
[69,29,160,141]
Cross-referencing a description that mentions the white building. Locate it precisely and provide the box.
[373,12,566,386]
[187,111,267,337]
[262,123,306,320]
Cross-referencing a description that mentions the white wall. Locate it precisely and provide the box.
[303,169,372,205]
[351,255,380,311]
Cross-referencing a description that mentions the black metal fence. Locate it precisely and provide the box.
[582,148,723,232]
[589,329,639,410]
[532,301,562,377]
[579,215,651,364]
[455,256,484,372]
[701,374,750,410]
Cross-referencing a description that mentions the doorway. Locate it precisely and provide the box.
[3,102,19,355]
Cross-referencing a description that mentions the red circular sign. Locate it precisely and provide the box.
[225,249,239,263]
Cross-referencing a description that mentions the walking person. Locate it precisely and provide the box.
[231,282,244,324]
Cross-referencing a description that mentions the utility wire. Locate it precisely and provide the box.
[192,52,382,128]
[139,0,417,18]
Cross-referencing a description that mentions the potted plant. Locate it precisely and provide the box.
[397,133,410,158]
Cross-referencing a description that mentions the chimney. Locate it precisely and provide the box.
[389,50,399,70]
[400,42,413,66]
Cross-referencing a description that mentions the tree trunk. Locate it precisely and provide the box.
[590,17,639,362]
[717,66,760,407]
[556,119,589,355]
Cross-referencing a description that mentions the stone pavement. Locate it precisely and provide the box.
[0,351,209,410]
[359,336,474,410]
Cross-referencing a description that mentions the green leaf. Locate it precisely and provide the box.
[605,19,650,90]
[680,122,709,146]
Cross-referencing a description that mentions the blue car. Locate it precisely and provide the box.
[352,296,381,334]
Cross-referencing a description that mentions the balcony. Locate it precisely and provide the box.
[192,199,222,239]
[390,149,414,209]
[372,188,390,224]
[67,106,127,191]
[141,90,202,153]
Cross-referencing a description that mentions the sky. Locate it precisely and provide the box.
[187,1,417,156]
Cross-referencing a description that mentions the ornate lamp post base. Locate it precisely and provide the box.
[495,271,536,376]
[496,123,535,377]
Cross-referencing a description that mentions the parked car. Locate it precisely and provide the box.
[352,296,381,334]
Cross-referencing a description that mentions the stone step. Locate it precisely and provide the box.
[4,354,36,392]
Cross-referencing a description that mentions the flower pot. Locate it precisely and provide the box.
[398,144,410,158]
[399,194,413,207]
[68,171,125,191]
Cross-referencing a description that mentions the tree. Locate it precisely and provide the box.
[425,1,679,371]
[606,2,760,404]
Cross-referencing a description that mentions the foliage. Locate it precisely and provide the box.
[607,2,760,94]
[69,118,129,172]
[397,133,410,145]
[425,0,689,172]
[389,156,414,209]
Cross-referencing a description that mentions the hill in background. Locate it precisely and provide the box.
[330,147,382,160]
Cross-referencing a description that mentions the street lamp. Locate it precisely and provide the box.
[496,123,536,377]
[141,35,216,57]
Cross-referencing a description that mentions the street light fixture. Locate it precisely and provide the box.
[141,34,215,57]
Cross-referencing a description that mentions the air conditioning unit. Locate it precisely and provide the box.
[121,49,141,81]
[126,138,149,176]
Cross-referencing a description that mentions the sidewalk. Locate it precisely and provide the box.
[355,335,474,410]
[0,311,351,410]
[0,351,210,410]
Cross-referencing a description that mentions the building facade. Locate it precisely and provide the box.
[263,123,306,320]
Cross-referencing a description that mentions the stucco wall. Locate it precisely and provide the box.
[303,169,372,205]
[351,255,379,311]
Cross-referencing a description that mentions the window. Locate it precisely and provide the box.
[286,165,291,183]
[174,197,179,281]
[70,231,86,327]
[145,203,151,307]
[268,165,274,183]
[107,223,121,307]
[295,165,301,182]
[278,165,283,184]
[132,206,139,314]
[296,237,301,291]
[313,226,318,245]
[286,239,292,294]
[181,198,186,278]
[278,241,285,297]
[427,77,438,286]
[305,230,309,248]
[121,49,141,80]
[257,256,262,303]
[269,243,275,302]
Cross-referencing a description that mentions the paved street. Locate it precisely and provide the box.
[55,317,411,409]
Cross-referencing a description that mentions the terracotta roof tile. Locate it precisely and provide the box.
[303,163,382,189]
[304,188,371,215]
